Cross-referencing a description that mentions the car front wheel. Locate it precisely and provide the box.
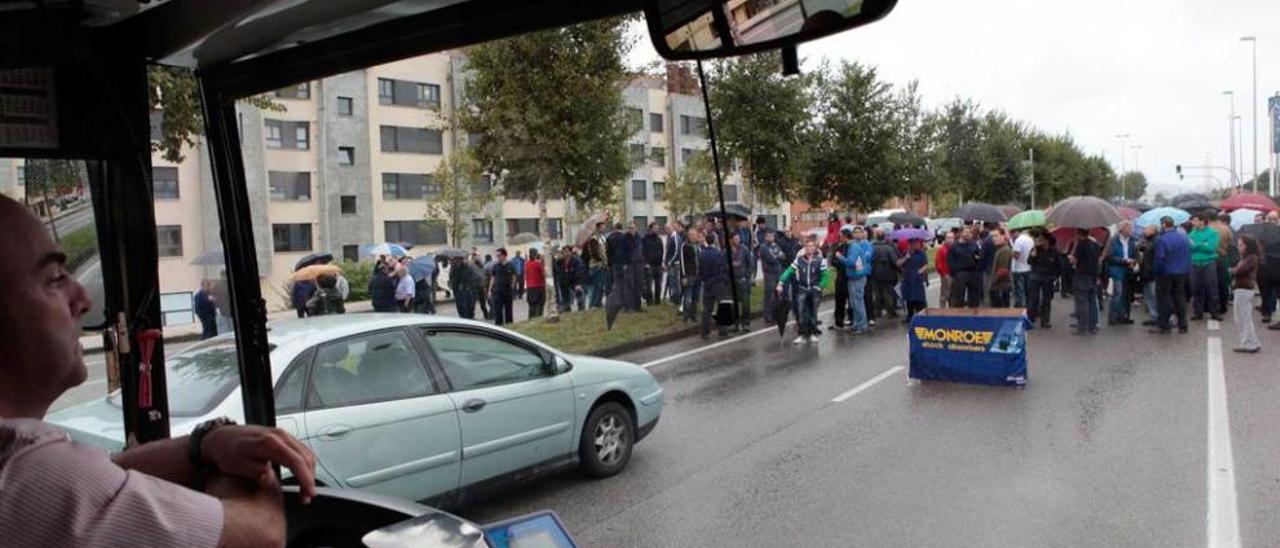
[579,401,634,478]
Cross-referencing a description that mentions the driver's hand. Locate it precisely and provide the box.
[203,425,318,504]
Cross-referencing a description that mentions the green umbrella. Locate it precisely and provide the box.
[1007,209,1047,230]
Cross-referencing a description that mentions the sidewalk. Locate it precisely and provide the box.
[80,291,537,354]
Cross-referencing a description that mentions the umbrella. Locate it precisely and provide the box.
[436,247,468,259]
[1115,207,1141,221]
[890,227,931,242]
[291,264,341,282]
[605,283,625,330]
[1135,207,1191,229]
[190,246,224,266]
[361,243,409,257]
[705,203,752,221]
[576,212,610,247]
[1239,222,1280,262]
[1051,226,1111,253]
[1122,200,1154,212]
[1228,208,1265,231]
[1170,192,1217,214]
[1220,193,1278,213]
[294,252,333,271]
[508,232,539,245]
[1045,196,1121,229]
[953,202,1006,223]
[997,205,1022,219]
[408,255,437,281]
[888,211,925,227]
[1006,210,1047,230]
[774,292,792,339]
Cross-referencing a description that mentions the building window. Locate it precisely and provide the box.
[274,82,310,100]
[649,147,665,167]
[631,180,647,200]
[652,181,665,201]
[628,107,644,130]
[264,119,308,149]
[268,171,311,201]
[378,77,441,109]
[655,215,668,227]
[15,166,24,185]
[471,175,493,195]
[337,96,353,116]
[340,195,357,215]
[472,219,494,244]
[152,167,179,200]
[380,125,443,154]
[156,225,183,257]
[681,148,695,163]
[680,115,707,137]
[649,112,663,133]
[338,146,355,165]
[342,245,359,262]
[272,223,313,252]
[629,144,646,164]
[633,216,647,228]
[506,218,540,237]
[385,220,446,245]
[382,173,436,200]
[724,184,739,203]
[548,219,562,240]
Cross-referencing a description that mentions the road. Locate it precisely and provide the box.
[52,339,197,413]
[457,286,1280,547]
[47,202,94,236]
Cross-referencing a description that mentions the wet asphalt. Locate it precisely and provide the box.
[458,287,1280,548]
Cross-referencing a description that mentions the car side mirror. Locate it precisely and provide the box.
[552,355,573,375]
[643,0,899,61]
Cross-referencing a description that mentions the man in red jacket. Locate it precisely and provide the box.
[525,249,547,319]
[936,230,954,307]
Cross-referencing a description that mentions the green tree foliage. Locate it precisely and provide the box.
[706,53,813,204]
[148,66,283,163]
[460,18,635,212]
[1117,171,1148,200]
[666,150,717,221]
[23,158,87,242]
[805,61,903,210]
[425,150,493,246]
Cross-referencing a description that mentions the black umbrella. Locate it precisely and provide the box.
[774,291,792,339]
[705,203,752,221]
[1111,198,1154,212]
[888,212,926,227]
[605,283,625,330]
[190,245,224,266]
[1045,196,1122,229]
[294,252,334,271]
[953,202,1007,224]
[1239,223,1280,262]
[436,247,469,259]
[1170,192,1212,208]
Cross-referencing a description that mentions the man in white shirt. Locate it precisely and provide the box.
[1010,228,1035,308]
[394,263,416,312]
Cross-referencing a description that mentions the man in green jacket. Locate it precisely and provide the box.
[1188,214,1222,320]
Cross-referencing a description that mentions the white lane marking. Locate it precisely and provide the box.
[1208,320,1221,331]
[639,277,940,370]
[1206,336,1240,548]
[640,308,833,369]
[831,366,904,403]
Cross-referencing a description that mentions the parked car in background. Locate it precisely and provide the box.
[48,314,663,508]
[929,217,964,243]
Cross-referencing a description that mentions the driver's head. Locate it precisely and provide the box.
[0,195,93,417]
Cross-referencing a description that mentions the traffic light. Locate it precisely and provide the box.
[1175,164,1183,180]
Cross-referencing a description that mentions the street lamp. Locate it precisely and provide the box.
[1114,133,1130,198]
[1242,36,1258,192]
[1224,91,1238,187]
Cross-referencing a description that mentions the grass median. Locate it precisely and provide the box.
[509,303,688,355]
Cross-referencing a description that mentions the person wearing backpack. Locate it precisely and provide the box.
[306,274,346,316]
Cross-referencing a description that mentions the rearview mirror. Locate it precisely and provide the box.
[644,0,898,61]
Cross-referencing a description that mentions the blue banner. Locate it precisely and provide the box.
[908,311,1031,386]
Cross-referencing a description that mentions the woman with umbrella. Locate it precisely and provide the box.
[897,238,929,320]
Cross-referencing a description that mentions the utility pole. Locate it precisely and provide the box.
[1224,91,1238,188]
[1242,36,1258,191]
[1272,92,1279,196]
[1114,133,1130,198]
[1026,148,1036,209]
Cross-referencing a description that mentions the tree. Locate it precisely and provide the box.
[425,149,492,246]
[149,66,283,163]
[23,158,86,242]
[1117,171,1148,200]
[707,53,814,204]
[666,150,717,221]
[804,61,902,211]
[927,98,989,208]
[460,18,636,241]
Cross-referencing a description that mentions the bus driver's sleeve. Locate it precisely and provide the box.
[0,425,224,548]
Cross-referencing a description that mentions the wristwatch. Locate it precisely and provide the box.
[188,417,236,469]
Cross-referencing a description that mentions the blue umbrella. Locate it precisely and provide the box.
[1228,208,1264,231]
[1135,207,1190,229]
[360,243,409,257]
[408,255,436,281]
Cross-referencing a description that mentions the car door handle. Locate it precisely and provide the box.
[316,425,352,441]
[461,399,487,413]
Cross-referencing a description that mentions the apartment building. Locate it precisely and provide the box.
[141,54,783,319]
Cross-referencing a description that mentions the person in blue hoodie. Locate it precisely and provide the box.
[835,226,875,334]
[1151,216,1192,334]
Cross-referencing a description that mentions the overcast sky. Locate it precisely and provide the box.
[630,0,1280,200]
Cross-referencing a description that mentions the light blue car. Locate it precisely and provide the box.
[48,314,663,507]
